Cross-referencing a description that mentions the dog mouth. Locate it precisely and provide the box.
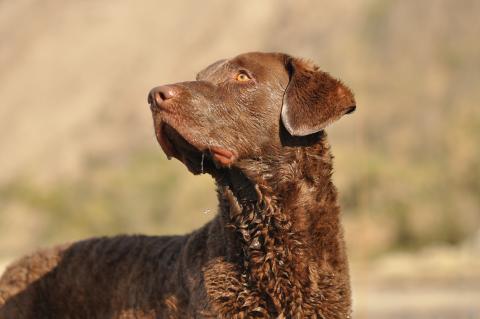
[155,122,236,175]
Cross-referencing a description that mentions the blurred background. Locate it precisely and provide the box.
[1,0,479,317]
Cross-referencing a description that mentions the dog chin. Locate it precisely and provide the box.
[156,123,220,175]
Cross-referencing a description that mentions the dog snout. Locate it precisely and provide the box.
[148,85,179,111]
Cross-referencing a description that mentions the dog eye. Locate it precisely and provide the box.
[235,72,251,82]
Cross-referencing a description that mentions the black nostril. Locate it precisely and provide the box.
[157,86,176,101]
[153,91,165,106]
[158,91,167,101]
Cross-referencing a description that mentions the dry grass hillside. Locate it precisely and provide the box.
[1,0,479,317]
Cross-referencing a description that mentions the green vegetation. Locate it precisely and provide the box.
[0,152,216,258]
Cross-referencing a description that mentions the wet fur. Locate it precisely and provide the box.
[0,52,354,318]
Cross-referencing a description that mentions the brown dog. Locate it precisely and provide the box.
[0,52,356,318]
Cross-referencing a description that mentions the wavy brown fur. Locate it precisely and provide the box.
[203,135,351,318]
[0,52,355,318]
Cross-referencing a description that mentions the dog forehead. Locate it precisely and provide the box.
[196,59,228,81]
[232,52,288,78]
[196,52,288,82]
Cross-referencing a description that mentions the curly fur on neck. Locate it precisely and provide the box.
[203,135,351,318]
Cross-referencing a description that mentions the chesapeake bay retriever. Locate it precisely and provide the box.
[0,52,356,318]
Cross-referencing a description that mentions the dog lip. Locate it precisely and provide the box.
[157,122,205,166]
[155,123,178,160]
[210,146,237,167]
[154,117,237,172]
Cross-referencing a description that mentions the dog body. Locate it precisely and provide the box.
[0,52,355,318]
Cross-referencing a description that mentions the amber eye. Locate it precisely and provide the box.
[235,72,251,82]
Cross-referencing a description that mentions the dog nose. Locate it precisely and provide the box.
[148,85,178,109]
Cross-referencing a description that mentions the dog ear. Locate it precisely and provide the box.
[281,57,356,136]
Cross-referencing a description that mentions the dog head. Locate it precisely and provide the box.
[148,52,355,176]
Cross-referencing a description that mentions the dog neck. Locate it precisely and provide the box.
[212,134,350,315]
